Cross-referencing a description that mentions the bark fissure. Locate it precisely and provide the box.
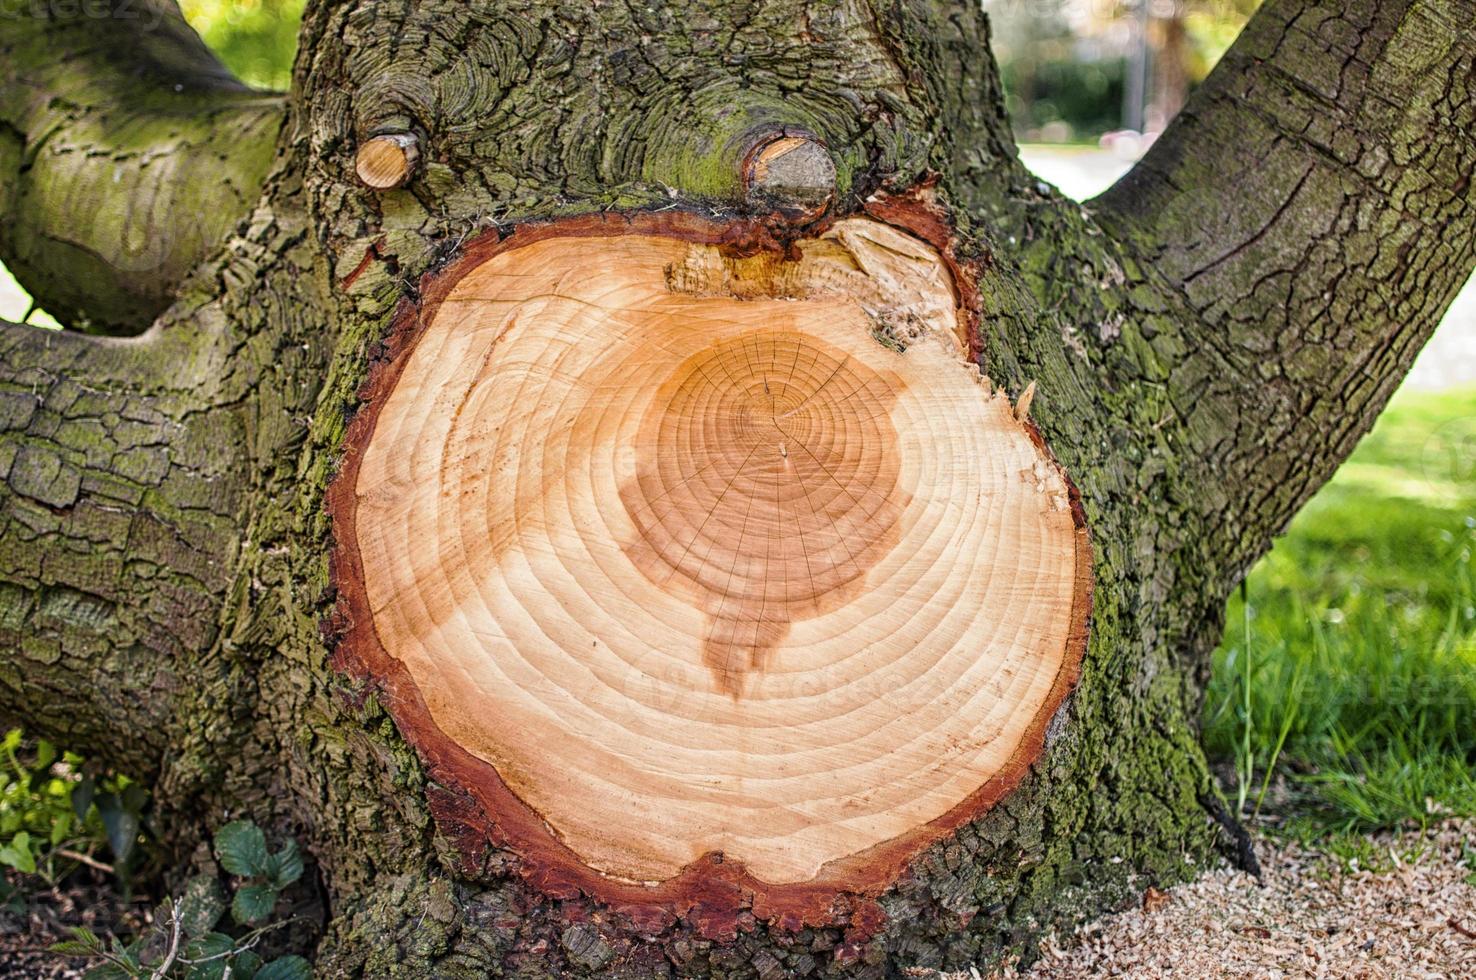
[0,318,244,774]
[1096,0,1476,582]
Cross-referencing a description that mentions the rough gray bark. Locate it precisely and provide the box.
[0,317,238,775]
[0,0,1471,975]
[1098,0,1476,582]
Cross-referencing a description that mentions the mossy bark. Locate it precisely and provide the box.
[1,0,1473,975]
[0,0,281,334]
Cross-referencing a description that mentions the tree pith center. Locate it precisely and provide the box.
[620,329,906,697]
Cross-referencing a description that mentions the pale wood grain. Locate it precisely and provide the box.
[353,217,1087,885]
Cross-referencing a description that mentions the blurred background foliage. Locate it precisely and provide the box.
[987,0,1261,142]
[179,0,305,91]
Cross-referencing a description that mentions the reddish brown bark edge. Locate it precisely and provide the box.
[324,197,1094,940]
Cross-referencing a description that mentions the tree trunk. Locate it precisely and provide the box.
[1,0,1472,975]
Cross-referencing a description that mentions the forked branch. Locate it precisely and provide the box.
[1096,0,1476,573]
[0,0,283,334]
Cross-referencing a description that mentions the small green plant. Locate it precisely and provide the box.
[0,728,147,885]
[1207,584,1307,819]
[1460,838,1476,886]
[52,819,310,979]
[213,821,304,927]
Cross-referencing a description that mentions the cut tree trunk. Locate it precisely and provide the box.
[1,0,1473,976]
[330,210,1092,927]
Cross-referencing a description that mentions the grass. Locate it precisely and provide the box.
[1204,386,1476,835]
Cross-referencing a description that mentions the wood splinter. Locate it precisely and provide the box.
[1015,380,1037,422]
[355,132,419,190]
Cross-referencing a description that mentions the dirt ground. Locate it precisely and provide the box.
[0,866,150,979]
[1010,819,1476,979]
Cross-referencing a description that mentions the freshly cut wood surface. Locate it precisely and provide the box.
[354,133,417,189]
[348,216,1090,889]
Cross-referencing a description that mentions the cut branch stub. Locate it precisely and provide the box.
[330,209,1091,926]
[743,134,836,219]
[355,133,419,190]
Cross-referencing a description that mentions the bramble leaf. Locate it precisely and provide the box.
[253,955,312,980]
[215,820,268,877]
[265,839,304,890]
[231,883,276,925]
[176,874,228,937]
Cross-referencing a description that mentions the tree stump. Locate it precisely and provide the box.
[331,210,1092,926]
[6,0,1474,970]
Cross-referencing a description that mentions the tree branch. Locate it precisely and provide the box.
[1096,0,1476,575]
[0,0,284,335]
[0,319,248,776]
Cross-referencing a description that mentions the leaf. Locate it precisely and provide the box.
[185,960,228,980]
[265,839,304,889]
[50,926,104,957]
[35,739,55,772]
[214,820,268,878]
[187,932,236,957]
[121,782,148,814]
[83,963,138,980]
[50,809,73,847]
[118,933,147,966]
[97,795,139,865]
[183,932,235,980]
[253,956,312,980]
[231,883,276,925]
[0,833,36,874]
[71,776,96,821]
[232,950,264,979]
[176,874,228,937]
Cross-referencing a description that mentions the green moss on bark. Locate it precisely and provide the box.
[0,1,283,333]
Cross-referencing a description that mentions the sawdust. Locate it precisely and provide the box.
[919,819,1475,979]
[1026,819,1476,978]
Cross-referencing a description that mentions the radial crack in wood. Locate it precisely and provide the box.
[332,211,1092,920]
